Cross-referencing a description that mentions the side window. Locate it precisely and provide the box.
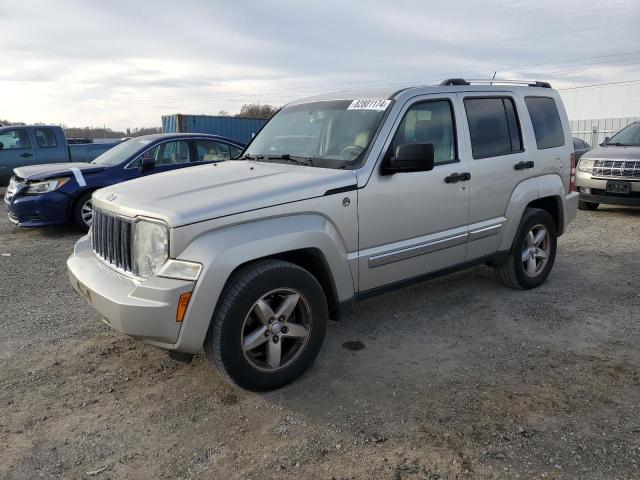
[230,145,243,159]
[572,138,581,150]
[390,100,457,165]
[155,140,192,166]
[195,140,231,162]
[35,128,57,148]
[0,129,31,150]
[524,97,565,149]
[464,97,523,159]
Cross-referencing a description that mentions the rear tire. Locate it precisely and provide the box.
[205,259,328,391]
[578,200,599,211]
[495,208,557,290]
[72,191,94,231]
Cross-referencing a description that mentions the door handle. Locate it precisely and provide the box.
[514,161,534,170]
[444,172,471,183]
[20,152,33,158]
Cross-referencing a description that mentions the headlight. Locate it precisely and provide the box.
[25,177,70,195]
[578,159,595,172]
[133,219,169,277]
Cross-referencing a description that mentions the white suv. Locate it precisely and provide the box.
[68,79,579,391]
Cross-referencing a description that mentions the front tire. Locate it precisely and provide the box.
[495,208,557,290]
[578,199,599,211]
[72,191,94,231]
[205,259,328,391]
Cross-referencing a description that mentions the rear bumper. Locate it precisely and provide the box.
[67,235,195,349]
[563,191,579,232]
[5,191,71,227]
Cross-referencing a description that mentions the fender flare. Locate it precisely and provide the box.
[498,174,564,251]
[173,214,355,353]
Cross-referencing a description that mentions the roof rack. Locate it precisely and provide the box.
[440,78,552,88]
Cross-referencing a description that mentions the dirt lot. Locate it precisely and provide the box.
[1,207,639,480]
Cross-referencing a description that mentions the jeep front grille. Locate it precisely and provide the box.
[592,160,640,178]
[91,209,134,273]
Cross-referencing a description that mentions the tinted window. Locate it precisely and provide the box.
[195,140,231,162]
[390,100,456,165]
[573,138,585,150]
[464,98,522,158]
[0,129,31,150]
[35,128,57,148]
[525,97,565,149]
[230,145,243,159]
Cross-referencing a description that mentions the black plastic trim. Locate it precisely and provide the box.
[352,251,510,302]
[324,184,358,196]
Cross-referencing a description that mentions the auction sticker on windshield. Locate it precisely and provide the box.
[347,99,391,111]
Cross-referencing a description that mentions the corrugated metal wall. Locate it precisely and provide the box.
[570,117,639,146]
[161,114,267,144]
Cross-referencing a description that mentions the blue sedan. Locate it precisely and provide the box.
[4,133,244,229]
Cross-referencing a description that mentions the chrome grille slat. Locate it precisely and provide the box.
[91,208,134,274]
[592,160,640,178]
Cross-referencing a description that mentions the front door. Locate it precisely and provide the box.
[0,128,36,185]
[357,95,471,292]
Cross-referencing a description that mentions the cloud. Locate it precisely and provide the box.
[0,0,638,129]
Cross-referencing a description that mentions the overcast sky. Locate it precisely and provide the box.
[1,0,639,130]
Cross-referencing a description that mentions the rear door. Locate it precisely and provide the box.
[0,128,36,185]
[33,127,64,164]
[459,93,531,260]
[193,139,235,164]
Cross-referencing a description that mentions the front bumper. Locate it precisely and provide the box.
[67,235,195,349]
[5,190,71,227]
[575,171,640,207]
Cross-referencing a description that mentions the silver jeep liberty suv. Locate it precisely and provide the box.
[68,79,579,391]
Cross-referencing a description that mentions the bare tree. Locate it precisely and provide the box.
[236,103,279,119]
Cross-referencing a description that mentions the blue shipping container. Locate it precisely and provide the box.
[162,114,267,144]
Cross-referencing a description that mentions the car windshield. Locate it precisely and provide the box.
[91,138,152,165]
[244,99,391,168]
[606,122,640,146]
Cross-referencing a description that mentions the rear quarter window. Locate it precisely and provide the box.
[525,97,565,149]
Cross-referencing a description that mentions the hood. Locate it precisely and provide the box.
[14,162,106,181]
[93,160,357,226]
[582,145,640,161]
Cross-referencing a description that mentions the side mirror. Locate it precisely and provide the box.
[382,143,435,175]
[139,154,155,172]
[600,136,610,146]
[0,141,4,150]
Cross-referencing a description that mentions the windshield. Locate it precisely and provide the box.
[606,122,640,146]
[91,137,152,165]
[244,99,391,168]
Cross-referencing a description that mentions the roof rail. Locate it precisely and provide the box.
[440,78,552,88]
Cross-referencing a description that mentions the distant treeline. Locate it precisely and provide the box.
[0,119,161,139]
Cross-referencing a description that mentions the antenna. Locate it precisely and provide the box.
[491,71,497,86]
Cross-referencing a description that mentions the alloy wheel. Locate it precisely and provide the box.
[241,288,312,372]
[81,199,93,227]
[521,224,550,277]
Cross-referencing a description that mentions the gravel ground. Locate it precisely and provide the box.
[1,207,639,480]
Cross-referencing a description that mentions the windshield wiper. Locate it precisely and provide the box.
[266,154,314,166]
[239,153,264,160]
[606,142,630,146]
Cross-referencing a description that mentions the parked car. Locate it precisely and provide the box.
[575,121,640,210]
[5,133,244,229]
[0,126,119,186]
[572,137,591,160]
[68,79,579,391]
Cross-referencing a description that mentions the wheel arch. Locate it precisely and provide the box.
[499,174,566,251]
[172,214,355,354]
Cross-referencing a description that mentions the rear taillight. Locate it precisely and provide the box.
[569,152,576,193]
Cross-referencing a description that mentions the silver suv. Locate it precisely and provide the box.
[67,79,579,391]
[575,121,640,210]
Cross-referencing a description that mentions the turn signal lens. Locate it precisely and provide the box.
[177,292,192,322]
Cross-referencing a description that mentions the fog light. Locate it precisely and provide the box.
[582,187,591,194]
[177,292,192,322]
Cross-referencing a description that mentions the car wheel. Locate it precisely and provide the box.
[72,191,94,231]
[205,259,328,391]
[495,208,557,290]
[578,200,599,211]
